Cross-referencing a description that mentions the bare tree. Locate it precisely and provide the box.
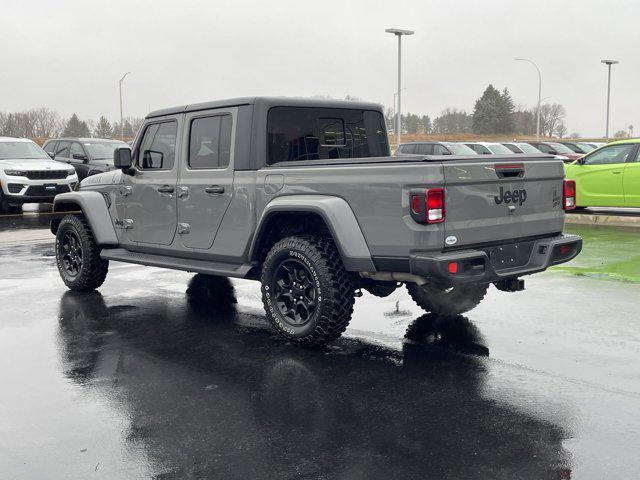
[539,103,566,137]
[555,121,568,138]
[30,108,63,138]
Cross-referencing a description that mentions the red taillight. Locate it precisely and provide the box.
[426,188,445,223]
[448,261,458,274]
[563,180,576,211]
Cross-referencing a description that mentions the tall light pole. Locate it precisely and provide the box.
[392,87,408,130]
[119,72,131,140]
[515,58,541,141]
[386,28,414,147]
[601,60,619,139]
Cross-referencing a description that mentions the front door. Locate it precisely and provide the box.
[124,117,181,246]
[177,109,235,249]
[69,142,89,179]
[624,149,640,206]
[570,144,635,207]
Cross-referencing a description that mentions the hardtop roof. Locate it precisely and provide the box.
[146,96,384,119]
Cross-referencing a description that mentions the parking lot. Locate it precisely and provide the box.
[1,209,638,479]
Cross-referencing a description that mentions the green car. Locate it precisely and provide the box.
[564,139,640,208]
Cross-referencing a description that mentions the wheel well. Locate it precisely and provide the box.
[50,201,83,234]
[249,211,334,276]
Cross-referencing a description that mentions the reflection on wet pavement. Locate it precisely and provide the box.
[55,284,569,479]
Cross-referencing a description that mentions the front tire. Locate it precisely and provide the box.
[406,282,489,316]
[55,215,109,292]
[261,236,354,346]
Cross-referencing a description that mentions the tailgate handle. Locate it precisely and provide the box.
[495,164,524,179]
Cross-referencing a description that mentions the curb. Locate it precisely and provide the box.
[565,214,640,228]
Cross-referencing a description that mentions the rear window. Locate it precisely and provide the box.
[267,107,389,164]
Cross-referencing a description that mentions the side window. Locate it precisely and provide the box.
[55,141,70,158]
[70,142,85,159]
[584,144,635,165]
[399,144,416,154]
[188,115,232,169]
[536,144,553,154]
[432,144,448,155]
[416,144,433,155]
[44,141,57,155]
[138,121,178,170]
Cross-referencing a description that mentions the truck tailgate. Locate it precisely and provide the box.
[442,157,565,248]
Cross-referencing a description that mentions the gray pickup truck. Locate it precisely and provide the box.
[51,97,582,346]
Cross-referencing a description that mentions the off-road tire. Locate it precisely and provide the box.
[261,235,354,346]
[406,282,489,316]
[55,215,109,292]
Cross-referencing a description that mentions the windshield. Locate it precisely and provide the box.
[0,141,49,160]
[547,142,575,154]
[444,143,477,155]
[485,143,512,154]
[516,143,543,154]
[576,143,595,152]
[83,141,128,161]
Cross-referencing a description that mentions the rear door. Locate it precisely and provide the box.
[177,108,235,249]
[571,144,633,207]
[123,117,181,245]
[442,158,565,247]
[624,147,640,206]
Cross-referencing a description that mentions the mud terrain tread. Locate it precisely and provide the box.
[56,215,109,292]
[406,282,489,316]
[261,235,354,346]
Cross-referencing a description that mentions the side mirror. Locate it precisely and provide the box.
[72,153,88,161]
[47,152,55,159]
[114,147,132,171]
[442,150,452,155]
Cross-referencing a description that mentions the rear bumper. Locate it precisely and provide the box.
[407,234,582,285]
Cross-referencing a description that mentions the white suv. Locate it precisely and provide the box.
[0,137,78,213]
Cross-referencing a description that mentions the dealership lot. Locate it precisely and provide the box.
[0,211,638,479]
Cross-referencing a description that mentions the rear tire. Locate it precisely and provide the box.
[261,235,354,346]
[55,215,109,292]
[406,282,489,316]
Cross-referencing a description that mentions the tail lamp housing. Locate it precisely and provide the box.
[410,188,445,224]
[563,180,576,211]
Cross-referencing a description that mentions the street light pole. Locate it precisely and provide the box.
[386,28,414,147]
[119,72,131,140]
[392,87,407,128]
[601,60,619,139]
[515,58,541,141]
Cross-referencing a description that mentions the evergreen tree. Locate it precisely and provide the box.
[62,113,91,137]
[499,88,515,134]
[93,116,113,138]
[472,85,504,134]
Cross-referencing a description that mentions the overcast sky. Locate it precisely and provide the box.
[1,0,636,136]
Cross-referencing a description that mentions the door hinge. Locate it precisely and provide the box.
[120,186,132,197]
[177,186,189,198]
[115,218,134,229]
[177,223,190,234]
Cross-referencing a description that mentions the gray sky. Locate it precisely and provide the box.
[1,0,636,137]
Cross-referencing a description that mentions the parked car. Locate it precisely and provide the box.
[464,142,514,155]
[559,142,595,154]
[526,142,582,162]
[50,97,581,346]
[0,137,78,213]
[43,138,130,180]
[564,139,639,208]
[396,141,477,156]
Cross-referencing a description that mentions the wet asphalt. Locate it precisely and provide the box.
[1,210,639,479]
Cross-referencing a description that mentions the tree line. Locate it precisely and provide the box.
[0,108,144,139]
[385,84,570,137]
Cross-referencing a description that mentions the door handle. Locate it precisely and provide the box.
[612,171,622,174]
[204,185,225,195]
[157,185,175,194]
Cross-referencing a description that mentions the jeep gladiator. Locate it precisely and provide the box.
[51,97,582,346]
